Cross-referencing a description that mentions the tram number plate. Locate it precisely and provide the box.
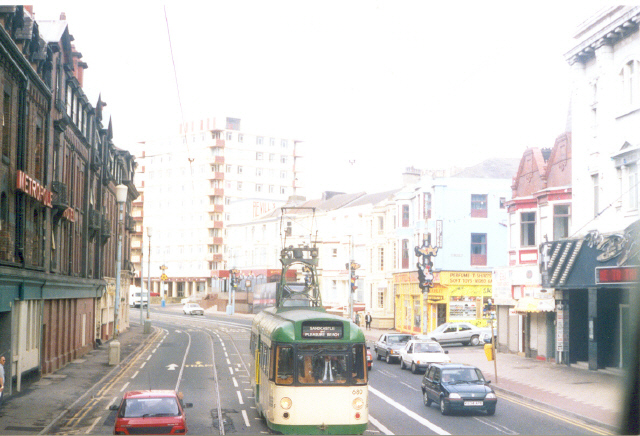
[464,401,483,406]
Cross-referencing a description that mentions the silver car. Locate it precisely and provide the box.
[423,322,488,346]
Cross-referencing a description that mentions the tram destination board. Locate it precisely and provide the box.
[301,321,344,339]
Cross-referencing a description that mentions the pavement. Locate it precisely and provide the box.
[0,306,628,434]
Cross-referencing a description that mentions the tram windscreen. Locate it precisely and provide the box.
[293,344,367,386]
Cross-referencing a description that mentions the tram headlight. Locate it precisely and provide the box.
[352,397,364,410]
[280,397,292,410]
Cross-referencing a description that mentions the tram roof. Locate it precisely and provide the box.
[253,307,365,343]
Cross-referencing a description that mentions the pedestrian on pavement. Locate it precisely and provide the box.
[355,313,360,326]
[0,354,5,407]
[365,312,372,330]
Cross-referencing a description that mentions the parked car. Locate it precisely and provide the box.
[399,340,450,373]
[109,390,193,435]
[421,363,497,416]
[374,333,412,363]
[183,303,204,315]
[423,322,489,346]
[366,346,373,370]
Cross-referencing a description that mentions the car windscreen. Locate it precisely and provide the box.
[441,368,485,384]
[414,343,443,353]
[120,397,180,418]
[388,335,412,344]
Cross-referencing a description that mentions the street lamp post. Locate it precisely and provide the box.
[140,237,144,327]
[146,227,152,319]
[114,184,128,338]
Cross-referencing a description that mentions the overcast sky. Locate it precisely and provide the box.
[33,2,602,198]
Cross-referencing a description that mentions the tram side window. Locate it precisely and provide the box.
[275,345,294,385]
[352,344,367,385]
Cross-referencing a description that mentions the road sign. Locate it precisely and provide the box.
[161,273,168,281]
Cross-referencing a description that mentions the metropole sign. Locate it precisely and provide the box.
[16,170,52,208]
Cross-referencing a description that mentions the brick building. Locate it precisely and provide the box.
[0,6,137,397]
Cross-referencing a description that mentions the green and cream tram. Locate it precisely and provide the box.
[250,240,368,434]
[251,306,368,434]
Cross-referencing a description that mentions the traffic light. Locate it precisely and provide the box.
[350,275,358,293]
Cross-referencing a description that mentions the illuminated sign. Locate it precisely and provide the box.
[596,266,639,284]
[16,170,52,207]
[301,321,343,339]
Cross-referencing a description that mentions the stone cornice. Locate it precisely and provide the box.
[564,6,640,65]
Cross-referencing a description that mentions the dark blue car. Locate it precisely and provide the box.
[421,363,497,415]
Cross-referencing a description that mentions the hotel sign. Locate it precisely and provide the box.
[16,170,52,207]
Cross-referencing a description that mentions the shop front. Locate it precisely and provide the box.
[541,220,639,370]
[394,270,493,335]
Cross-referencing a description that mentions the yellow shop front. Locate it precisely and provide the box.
[394,271,493,334]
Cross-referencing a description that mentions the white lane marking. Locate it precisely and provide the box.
[131,371,139,379]
[226,358,231,365]
[368,386,450,435]
[120,382,130,392]
[473,417,518,435]
[229,367,234,375]
[140,361,146,369]
[105,396,118,410]
[232,377,238,387]
[237,391,244,405]
[86,416,101,434]
[146,355,152,361]
[242,410,250,427]
[369,415,393,435]
[400,381,420,392]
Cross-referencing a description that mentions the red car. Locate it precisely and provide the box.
[366,346,373,370]
[110,390,193,435]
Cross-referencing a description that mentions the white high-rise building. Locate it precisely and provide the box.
[130,116,303,301]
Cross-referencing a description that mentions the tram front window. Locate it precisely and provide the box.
[295,344,366,385]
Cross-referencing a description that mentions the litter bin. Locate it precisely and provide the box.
[484,343,494,361]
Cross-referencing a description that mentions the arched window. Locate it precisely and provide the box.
[620,60,640,108]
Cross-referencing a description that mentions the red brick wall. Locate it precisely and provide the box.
[41,298,95,375]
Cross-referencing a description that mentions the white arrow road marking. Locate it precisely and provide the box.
[368,386,450,435]
[167,364,179,371]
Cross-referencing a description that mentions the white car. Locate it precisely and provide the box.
[183,303,204,315]
[399,340,450,373]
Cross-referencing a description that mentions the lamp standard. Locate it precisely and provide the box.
[114,184,128,338]
[146,227,152,319]
[140,233,144,327]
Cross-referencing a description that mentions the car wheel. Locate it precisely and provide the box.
[400,359,405,370]
[411,362,418,374]
[423,390,432,407]
[440,397,450,415]
[376,350,382,361]
[469,335,480,346]
[486,406,496,416]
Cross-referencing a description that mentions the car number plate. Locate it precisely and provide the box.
[464,401,483,406]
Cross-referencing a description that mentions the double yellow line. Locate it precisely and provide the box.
[61,328,164,431]
[497,391,615,435]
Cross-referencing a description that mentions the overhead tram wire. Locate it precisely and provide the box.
[164,6,196,191]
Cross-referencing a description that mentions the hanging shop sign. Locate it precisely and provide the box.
[16,170,52,207]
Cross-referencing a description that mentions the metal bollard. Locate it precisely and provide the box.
[109,340,121,365]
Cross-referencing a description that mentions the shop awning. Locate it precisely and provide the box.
[513,297,555,314]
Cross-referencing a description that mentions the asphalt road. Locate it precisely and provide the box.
[63,309,609,435]
[366,343,609,435]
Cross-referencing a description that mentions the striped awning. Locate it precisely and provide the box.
[513,297,555,314]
